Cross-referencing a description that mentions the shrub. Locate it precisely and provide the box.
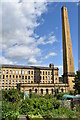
[56,92,65,100]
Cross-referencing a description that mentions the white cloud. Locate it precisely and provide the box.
[28,57,41,65]
[5,45,41,59]
[45,52,57,59]
[37,33,57,45]
[1,0,48,65]
[0,56,14,64]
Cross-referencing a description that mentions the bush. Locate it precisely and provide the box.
[2,89,23,102]
[2,101,20,120]
[76,105,80,112]
[56,92,66,100]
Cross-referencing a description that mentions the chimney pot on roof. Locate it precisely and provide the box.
[49,63,54,68]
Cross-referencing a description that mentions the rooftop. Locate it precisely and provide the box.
[0,64,59,70]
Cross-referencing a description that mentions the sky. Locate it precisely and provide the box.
[0,0,79,76]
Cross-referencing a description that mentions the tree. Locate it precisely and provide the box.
[73,71,80,94]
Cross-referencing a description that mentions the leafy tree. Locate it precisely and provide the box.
[73,71,80,94]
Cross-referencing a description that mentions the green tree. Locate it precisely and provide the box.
[73,71,80,94]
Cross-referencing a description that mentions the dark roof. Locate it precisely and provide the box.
[0,64,59,70]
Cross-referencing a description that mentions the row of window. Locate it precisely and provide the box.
[0,79,53,84]
[29,88,64,94]
[1,70,33,75]
[1,87,64,93]
[1,86,17,90]
[0,69,58,76]
[0,75,54,80]
[1,75,33,80]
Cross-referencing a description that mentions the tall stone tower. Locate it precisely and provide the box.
[61,6,75,91]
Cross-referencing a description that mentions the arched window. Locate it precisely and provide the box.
[41,89,43,95]
[29,89,32,94]
[35,89,37,94]
[51,89,53,94]
[61,88,64,92]
[46,89,48,94]
[57,88,59,93]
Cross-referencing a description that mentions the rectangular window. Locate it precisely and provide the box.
[13,75,15,78]
[6,80,8,84]
[43,76,44,80]
[46,76,47,80]
[0,75,1,79]
[2,80,4,84]
[25,76,27,79]
[19,75,21,78]
[6,70,8,74]
[28,76,30,80]
[9,86,11,90]
[48,76,50,80]
[22,70,24,74]
[10,70,12,74]
[16,75,18,79]
[12,80,14,84]
[28,71,30,74]
[34,75,36,80]
[31,76,33,80]
[13,70,15,74]
[5,86,7,90]
[34,71,36,74]
[6,75,8,78]
[0,80,1,84]
[46,71,47,75]
[25,70,27,74]
[9,75,11,78]
[48,72,50,75]
[43,71,44,75]
[16,70,18,74]
[3,75,5,79]
[19,70,21,74]
[16,80,17,84]
[3,70,5,74]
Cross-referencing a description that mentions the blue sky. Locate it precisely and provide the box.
[1,1,78,76]
[35,2,78,73]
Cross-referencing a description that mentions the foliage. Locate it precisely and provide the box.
[76,105,80,112]
[19,98,60,115]
[2,89,24,102]
[2,90,80,119]
[2,101,20,120]
[56,92,65,100]
[73,70,80,94]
